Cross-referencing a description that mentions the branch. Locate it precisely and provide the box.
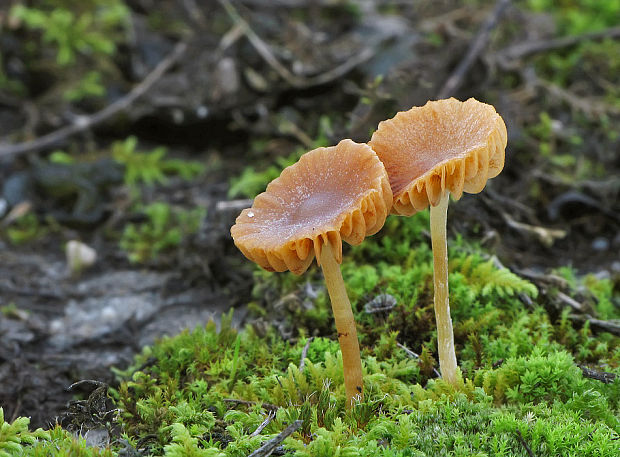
[0,41,188,159]
[248,420,303,457]
[397,342,441,378]
[250,411,276,437]
[570,314,620,337]
[299,337,313,373]
[223,398,279,411]
[578,365,617,384]
[217,0,374,89]
[515,429,535,457]
[437,0,511,98]
[519,66,620,117]
[496,26,620,66]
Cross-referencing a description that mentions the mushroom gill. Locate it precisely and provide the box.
[369,97,507,215]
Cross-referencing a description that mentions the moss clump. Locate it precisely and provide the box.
[0,408,116,457]
[107,313,617,456]
[6,284,619,456]
[119,202,205,263]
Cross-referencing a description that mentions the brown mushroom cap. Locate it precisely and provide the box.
[231,139,393,275]
[369,98,507,216]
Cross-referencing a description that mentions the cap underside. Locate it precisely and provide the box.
[369,98,507,215]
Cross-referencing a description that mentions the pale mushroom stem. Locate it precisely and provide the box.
[319,242,364,408]
[429,192,459,386]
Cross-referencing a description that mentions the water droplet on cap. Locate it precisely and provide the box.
[248,211,254,218]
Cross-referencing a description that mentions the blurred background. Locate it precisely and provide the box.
[0,0,618,427]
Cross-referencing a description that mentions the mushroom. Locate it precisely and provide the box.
[368,98,507,385]
[231,139,392,407]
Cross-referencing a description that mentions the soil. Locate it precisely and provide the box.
[0,174,252,427]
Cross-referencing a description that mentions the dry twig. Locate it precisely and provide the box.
[496,26,620,68]
[397,342,441,378]
[569,315,620,337]
[299,337,314,373]
[521,67,620,117]
[500,211,566,247]
[437,0,511,98]
[223,398,279,411]
[578,365,617,384]
[250,411,276,437]
[217,0,374,89]
[556,291,585,313]
[248,420,303,457]
[516,429,535,457]
[0,42,188,158]
[511,268,569,289]
[215,199,253,213]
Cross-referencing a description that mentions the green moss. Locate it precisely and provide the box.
[107,315,618,456]
[10,1,128,67]
[119,202,205,263]
[0,409,116,457]
[92,174,620,455]
[2,213,48,245]
[8,293,620,456]
[4,0,129,101]
[526,0,620,35]
[584,275,618,320]
[112,137,205,189]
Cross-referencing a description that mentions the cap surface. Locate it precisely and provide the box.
[231,139,393,274]
[369,98,507,215]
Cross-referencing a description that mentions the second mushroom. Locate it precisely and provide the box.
[231,139,393,407]
[369,98,507,386]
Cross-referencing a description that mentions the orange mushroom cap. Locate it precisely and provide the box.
[231,139,393,275]
[369,98,507,216]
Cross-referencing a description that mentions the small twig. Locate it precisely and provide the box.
[531,170,620,197]
[250,410,276,437]
[500,211,566,247]
[496,26,620,66]
[511,268,569,289]
[578,365,617,384]
[9,397,22,423]
[482,188,536,221]
[223,398,279,411]
[215,199,253,213]
[248,420,303,457]
[397,342,441,378]
[181,0,207,27]
[522,67,620,117]
[437,0,511,98]
[217,0,374,89]
[0,42,188,158]
[556,291,585,313]
[0,280,64,300]
[418,7,473,40]
[537,76,620,116]
[584,316,620,337]
[569,315,620,337]
[516,429,535,457]
[67,380,108,391]
[299,337,314,373]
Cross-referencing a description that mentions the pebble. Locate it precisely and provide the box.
[66,240,97,273]
[591,237,609,251]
